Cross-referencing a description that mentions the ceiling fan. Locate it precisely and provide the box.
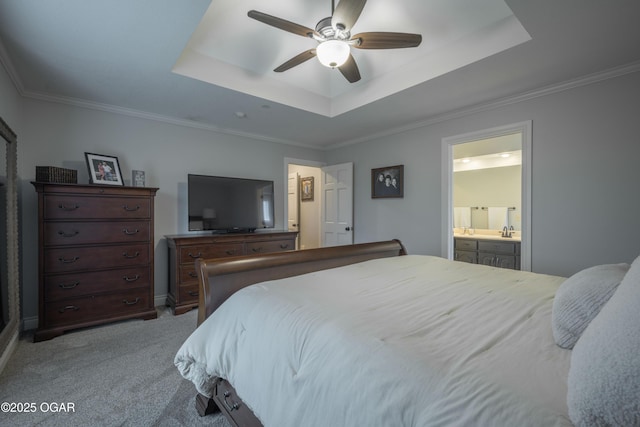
[248,0,422,83]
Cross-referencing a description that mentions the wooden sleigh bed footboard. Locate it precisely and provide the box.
[192,239,407,424]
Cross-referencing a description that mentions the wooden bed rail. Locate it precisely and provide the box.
[195,239,407,325]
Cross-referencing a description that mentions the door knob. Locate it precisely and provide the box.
[345,227,351,231]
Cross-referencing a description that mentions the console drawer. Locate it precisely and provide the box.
[178,283,200,304]
[179,243,244,261]
[246,239,294,254]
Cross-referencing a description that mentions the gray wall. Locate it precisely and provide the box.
[4,56,640,325]
[11,94,325,323]
[326,71,640,277]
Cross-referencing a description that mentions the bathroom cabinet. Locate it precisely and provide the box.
[454,237,521,270]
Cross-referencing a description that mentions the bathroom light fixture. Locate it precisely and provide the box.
[316,40,350,68]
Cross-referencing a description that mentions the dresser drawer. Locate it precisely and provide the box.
[44,267,150,301]
[44,196,151,220]
[45,244,150,273]
[246,239,294,254]
[178,283,200,304]
[478,241,516,254]
[44,221,150,246]
[179,243,244,261]
[455,239,477,251]
[44,289,152,328]
[179,264,199,284]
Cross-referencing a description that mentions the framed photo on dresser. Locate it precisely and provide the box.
[85,152,124,186]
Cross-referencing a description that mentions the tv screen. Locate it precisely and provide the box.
[187,174,275,233]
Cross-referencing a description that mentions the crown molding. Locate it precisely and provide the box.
[326,60,640,150]
[3,29,639,154]
[0,39,25,96]
[22,90,322,150]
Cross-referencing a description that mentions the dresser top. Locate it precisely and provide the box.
[165,231,297,245]
[32,181,158,195]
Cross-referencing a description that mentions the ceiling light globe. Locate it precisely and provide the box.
[316,40,350,68]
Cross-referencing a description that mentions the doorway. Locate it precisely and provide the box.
[442,121,532,271]
[284,159,354,249]
[286,160,323,250]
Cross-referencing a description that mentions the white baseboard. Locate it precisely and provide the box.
[0,331,19,374]
[23,316,38,331]
[155,294,168,308]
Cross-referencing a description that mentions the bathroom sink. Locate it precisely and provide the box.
[453,232,521,242]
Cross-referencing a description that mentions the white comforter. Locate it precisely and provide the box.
[175,255,572,427]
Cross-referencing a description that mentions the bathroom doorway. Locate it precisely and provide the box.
[442,122,532,271]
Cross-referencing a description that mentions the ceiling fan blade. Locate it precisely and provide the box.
[248,10,316,38]
[274,49,317,72]
[331,0,367,31]
[352,32,422,49]
[338,54,361,83]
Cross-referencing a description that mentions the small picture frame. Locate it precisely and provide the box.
[372,165,404,198]
[300,176,314,202]
[85,152,124,186]
[132,170,145,187]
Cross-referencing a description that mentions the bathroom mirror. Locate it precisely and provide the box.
[0,116,19,363]
[453,136,522,231]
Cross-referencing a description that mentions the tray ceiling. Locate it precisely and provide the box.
[173,0,530,117]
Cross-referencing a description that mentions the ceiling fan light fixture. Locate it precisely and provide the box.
[316,40,350,68]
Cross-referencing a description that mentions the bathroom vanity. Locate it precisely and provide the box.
[454,233,521,270]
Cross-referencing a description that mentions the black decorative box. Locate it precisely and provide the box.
[36,166,78,184]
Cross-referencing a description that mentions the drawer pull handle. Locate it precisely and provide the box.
[122,228,139,235]
[58,230,79,238]
[189,272,198,278]
[226,250,236,255]
[58,305,79,313]
[188,291,199,297]
[280,244,289,249]
[123,298,140,305]
[188,252,202,259]
[122,251,140,259]
[122,205,140,212]
[123,274,140,282]
[58,203,79,211]
[59,281,79,289]
[223,390,240,412]
[251,247,263,253]
[58,256,79,264]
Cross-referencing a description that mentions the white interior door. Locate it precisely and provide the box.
[321,162,353,247]
[287,172,299,247]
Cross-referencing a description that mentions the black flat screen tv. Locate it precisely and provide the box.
[187,174,275,233]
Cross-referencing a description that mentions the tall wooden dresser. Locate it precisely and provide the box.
[32,182,159,341]
[165,232,297,315]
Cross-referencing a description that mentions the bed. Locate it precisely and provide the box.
[175,240,640,427]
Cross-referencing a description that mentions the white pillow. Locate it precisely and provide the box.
[552,263,629,349]
[567,254,640,426]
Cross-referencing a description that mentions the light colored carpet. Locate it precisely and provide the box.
[0,307,230,427]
